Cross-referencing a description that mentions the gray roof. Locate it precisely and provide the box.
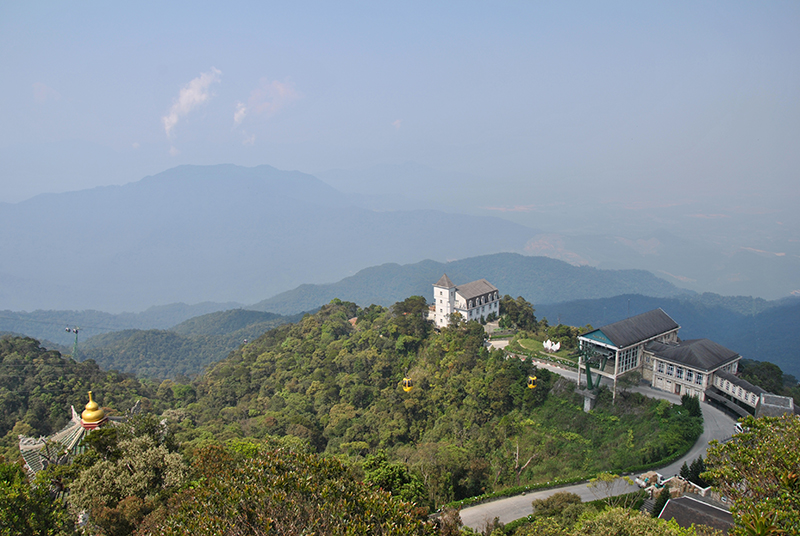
[659,496,732,534]
[756,393,796,417]
[646,339,739,372]
[434,273,455,288]
[455,279,498,300]
[588,308,679,349]
[715,369,766,394]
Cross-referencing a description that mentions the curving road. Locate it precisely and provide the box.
[459,356,735,530]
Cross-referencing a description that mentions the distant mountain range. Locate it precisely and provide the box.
[0,164,538,312]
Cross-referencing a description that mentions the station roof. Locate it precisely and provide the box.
[580,308,679,349]
[646,339,740,372]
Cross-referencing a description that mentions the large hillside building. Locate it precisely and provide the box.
[577,308,790,417]
[431,274,499,328]
[578,309,680,393]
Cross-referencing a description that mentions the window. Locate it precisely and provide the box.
[695,373,703,386]
[619,347,638,373]
[737,387,742,397]
[676,367,684,380]
[686,370,693,382]
[666,364,674,376]
[657,361,665,373]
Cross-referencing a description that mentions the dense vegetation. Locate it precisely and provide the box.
[10,293,790,535]
[79,310,295,379]
[0,336,154,461]
[159,298,701,507]
[704,414,800,535]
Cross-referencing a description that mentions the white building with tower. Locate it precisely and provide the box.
[431,274,500,327]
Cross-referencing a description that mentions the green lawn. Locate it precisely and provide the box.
[518,338,575,361]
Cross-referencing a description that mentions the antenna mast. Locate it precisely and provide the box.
[66,327,80,360]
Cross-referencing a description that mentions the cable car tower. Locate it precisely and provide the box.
[66,327,80,360]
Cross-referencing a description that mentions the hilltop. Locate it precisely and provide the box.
[251,252,690,314]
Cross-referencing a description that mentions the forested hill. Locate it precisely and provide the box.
[250,252,690,315]
[176,298,702,506]
[79,309,302,379]
[537,294,800,378]
[0,301,243,348]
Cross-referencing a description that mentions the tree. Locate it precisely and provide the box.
[704,414,800,535]
[0,458,75,535]
[531,491,583,519]
[688,456,707,487]
[67,435,188,536]
[499,295,537,331]
[363,450,428,506]
[586,472,636,509]
[680,461,690,480]
[651,486,671,518]
[681,394,702,419]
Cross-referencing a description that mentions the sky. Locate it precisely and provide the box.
[1,1,799,215]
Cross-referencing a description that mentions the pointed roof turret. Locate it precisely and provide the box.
[434,273,455,288]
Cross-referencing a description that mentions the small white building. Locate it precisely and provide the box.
[431,274,500,328]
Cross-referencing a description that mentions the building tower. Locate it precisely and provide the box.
[432,274,456,328]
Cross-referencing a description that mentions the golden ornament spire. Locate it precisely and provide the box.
[81,391,106,425]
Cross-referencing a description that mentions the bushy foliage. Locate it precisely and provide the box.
[499,295,537,331]
[704,414,800,535]
[651,486,671,518]
[0,458,75,535]
[680,394,702,419]
[136,443,435,535]
[514,506,712,536]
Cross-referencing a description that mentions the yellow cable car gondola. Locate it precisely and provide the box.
[402,377,413,393]
[527,375,537,389]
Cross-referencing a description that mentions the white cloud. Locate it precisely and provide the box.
[132,142,140,149]
[234,102,247,125]
[169,146,180,156]
[234,78,299,126]
[162,68,222,137]
[242,132,256,146]
[32,82,60,103]
[392,119,402,129]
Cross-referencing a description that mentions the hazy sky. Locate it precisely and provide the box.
[2,1,799,209]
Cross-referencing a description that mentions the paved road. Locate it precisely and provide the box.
[459,355,735,530]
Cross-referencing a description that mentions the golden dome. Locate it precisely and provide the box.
[81,391,106,424]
